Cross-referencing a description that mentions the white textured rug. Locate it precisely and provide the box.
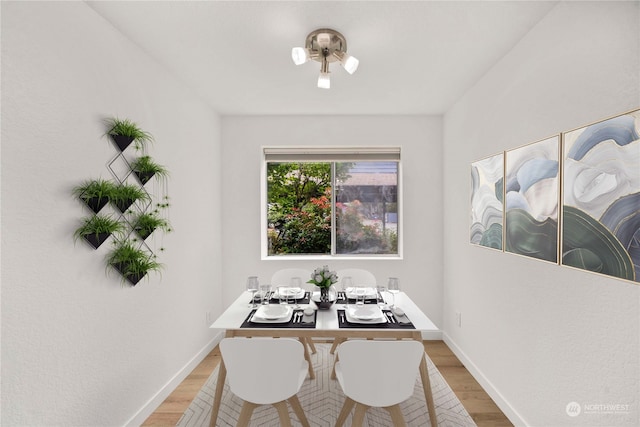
[177,343,476,427]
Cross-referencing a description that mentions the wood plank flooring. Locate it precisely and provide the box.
[143,340,512,426]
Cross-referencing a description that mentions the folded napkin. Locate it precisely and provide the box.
[345,287,377,299]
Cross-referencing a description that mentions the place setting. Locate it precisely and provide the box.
[241,283,317,329]
[337,279,414,329]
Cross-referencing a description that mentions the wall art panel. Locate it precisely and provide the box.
[562,109,640,283]
[470,153,504,250]
[505,136,559,263]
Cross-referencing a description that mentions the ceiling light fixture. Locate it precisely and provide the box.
[291,28,359,89]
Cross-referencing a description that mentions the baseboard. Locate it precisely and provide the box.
[442,332,528,426]
[422,329,443,340]
[125,331,225,426]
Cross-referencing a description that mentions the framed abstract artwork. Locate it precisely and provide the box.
[470,153,504,250]
[505,136,560,263]
[562,109,640,283]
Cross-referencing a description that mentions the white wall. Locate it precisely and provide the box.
[443,2,639,426]
[221,116,444,327]
[1,2,222,425]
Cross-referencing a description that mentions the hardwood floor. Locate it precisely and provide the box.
[143,340,512,426]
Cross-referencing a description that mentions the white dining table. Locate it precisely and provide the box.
[208,291,439,427]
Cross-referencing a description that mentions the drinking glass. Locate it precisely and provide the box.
[289,277,302,308]
[340,276,353,307]
[376,283,388,309]
[355,285,367,307]
[259,284,272,305]
[246,276,259,308]
[387,277,400,308]
[278,286,290,305]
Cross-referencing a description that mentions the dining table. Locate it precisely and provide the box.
[208,289,440,427]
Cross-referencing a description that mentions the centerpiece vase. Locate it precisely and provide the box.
[313,285,337,310]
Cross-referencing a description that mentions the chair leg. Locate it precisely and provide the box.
[288,395,310,427]
[352,402,370,427]
[273,400,293,427]
[298,337,315,379]
[419,353,438,427]
[305,337,317,354]
[335,397,356,427]
[330,337,345,354]
[236,401,258,427]
[385,404,407,427]
[331,353,339,380]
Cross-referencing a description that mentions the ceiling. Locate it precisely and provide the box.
[87,1,557,116]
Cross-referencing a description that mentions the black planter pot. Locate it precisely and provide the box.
[112,262,146,286]
[110,134,135,152]
[82,196,109,214]
[135,227,155,240]
[134,171,155,185]
[83,232,111,249]
[113,198,135,213]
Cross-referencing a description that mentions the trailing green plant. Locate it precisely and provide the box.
[72,179,117,212]
[73,214,124,249]
[110,184,151,212]
[105,117,154,151]
[133,212,171,239]
[106,240,162,285]
[74,214,124,241]
[130,155,169,184]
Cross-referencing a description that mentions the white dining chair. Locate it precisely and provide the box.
[336,268,376,287]
[218,337,311,427]
[334,340,426,427]
[271,268,317,355]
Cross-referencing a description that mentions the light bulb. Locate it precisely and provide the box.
[342,54,359,74]
[291,47,309,65]
[333,51,359,75]
[317,72,330,89]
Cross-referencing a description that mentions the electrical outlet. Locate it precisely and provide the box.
[455,311,461,327]
[206,311,212,326]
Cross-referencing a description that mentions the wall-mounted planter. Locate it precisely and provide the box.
[131,156,168,186]
[111,262,146,286]
[105,117,154,153]
[107,240,162,286]
[74,117,169,287]
[84,232,111,249]
[134,171,155,185]
[73,179,116,214]
[110,184,150,214]
[73,214,124,250]
[109,134,135,152]
[133,212,170,241]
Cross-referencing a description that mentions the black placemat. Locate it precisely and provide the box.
[240,309,317,329]
[250,292,311,305]
[337,309,415,329]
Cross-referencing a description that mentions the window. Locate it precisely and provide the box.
[263,147,400,257]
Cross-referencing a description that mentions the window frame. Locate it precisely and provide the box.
[261,146,403,260]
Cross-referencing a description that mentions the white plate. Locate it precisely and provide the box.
[345,309,387,324]
[347,305,385,320]
[272,288,306,299]
[345,287,378,299]
[252,304,292,321]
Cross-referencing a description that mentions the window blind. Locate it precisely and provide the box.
[263,147,401,162]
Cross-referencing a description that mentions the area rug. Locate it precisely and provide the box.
[177,343,476,427]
